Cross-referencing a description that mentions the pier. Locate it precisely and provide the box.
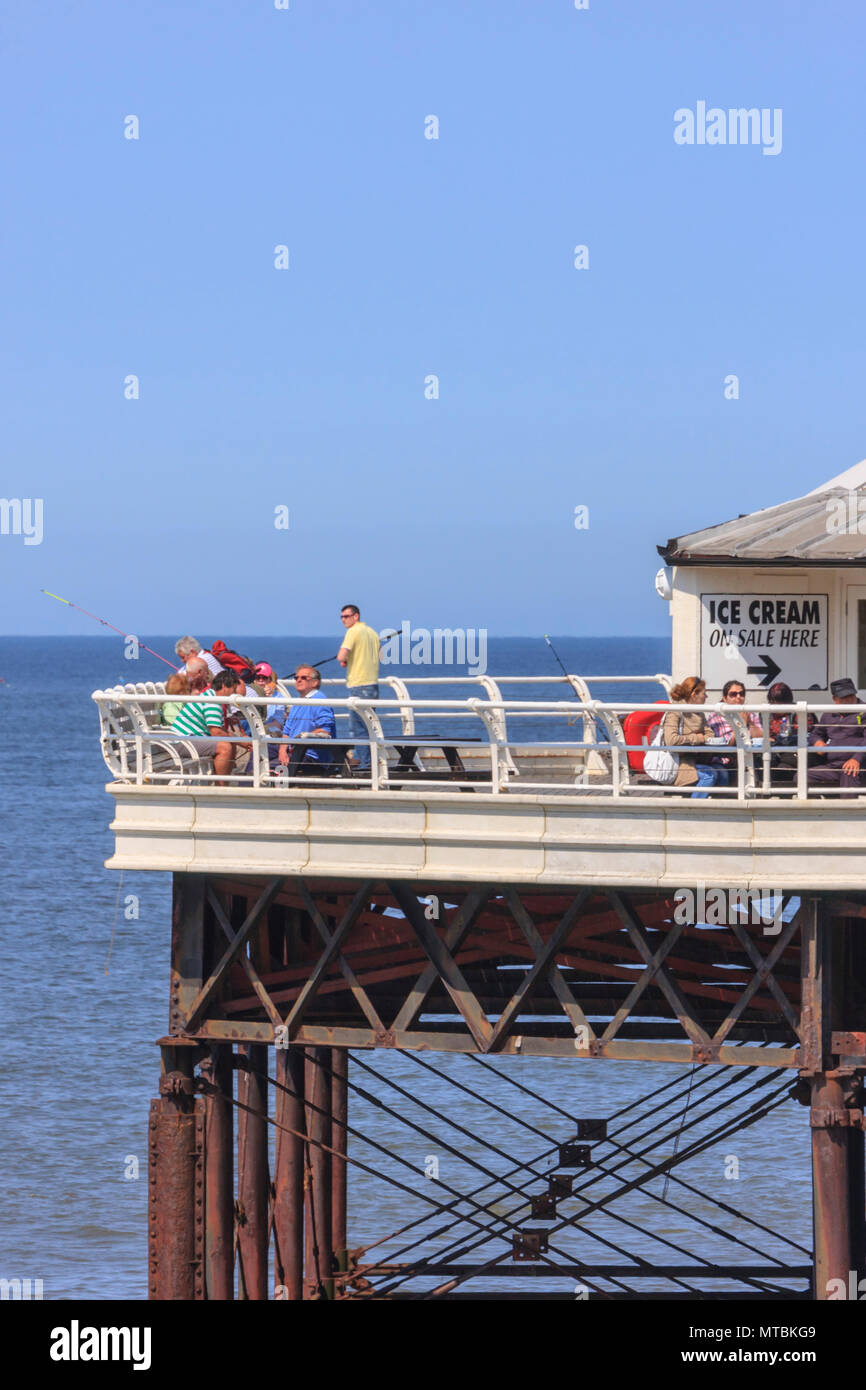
[93,465,866,1300]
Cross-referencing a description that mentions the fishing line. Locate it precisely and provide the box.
[662,1062,697,1202]
[105,871,124,975]
[41,590,178,670]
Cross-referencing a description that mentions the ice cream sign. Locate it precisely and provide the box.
[701,592,828,690]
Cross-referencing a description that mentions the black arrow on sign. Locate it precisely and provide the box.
[746,653,782,687]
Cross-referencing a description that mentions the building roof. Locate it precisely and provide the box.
[659,460,866,565]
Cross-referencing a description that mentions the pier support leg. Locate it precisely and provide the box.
[274,1046,305,1301]
[202,1044,234,1300]
[811,1074,852,1298]
[304,1047,333,1299]
[148,1047,203,1301]
[237,1043,269,1300]
[847,1079,866,1283]
[331,1048,349,1289]
[804,899,859,1299]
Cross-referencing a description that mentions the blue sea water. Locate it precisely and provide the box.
[0,635,812,1299]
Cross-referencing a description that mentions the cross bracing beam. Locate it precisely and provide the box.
[168,875,807,1068]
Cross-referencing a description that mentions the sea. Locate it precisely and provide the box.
[0,636,811,1299]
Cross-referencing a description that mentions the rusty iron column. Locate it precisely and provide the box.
[237,1043,269,1299]
[811,1073,852,1298]
[274,1046,305,1300]
[803,897,853,1298]
[847,1077,866,1282]
[331,1048,349,1286]
[201,1043,234,1299]
[304,1047,333,1299]
[148,1046,204,1300]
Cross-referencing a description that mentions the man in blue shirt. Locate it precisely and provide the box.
[278,666,337,773]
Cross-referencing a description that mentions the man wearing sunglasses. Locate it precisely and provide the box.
[277,666,337,774]
[337,604,380,770]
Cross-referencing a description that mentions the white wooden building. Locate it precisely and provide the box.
[658,460,866,696]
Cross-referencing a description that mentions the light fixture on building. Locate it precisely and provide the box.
[654,566,673,601]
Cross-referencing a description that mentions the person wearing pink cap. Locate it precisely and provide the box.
[253,662,286,732]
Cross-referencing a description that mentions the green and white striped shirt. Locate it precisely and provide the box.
[171,689,225,738]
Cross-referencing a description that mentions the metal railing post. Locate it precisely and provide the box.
[593,705,623,795]
[797,702,809,799]
[468,698,504,792]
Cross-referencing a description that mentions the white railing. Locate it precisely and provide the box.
[91,680,866,802]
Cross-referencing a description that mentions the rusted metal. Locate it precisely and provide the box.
[558,1143,592,1168]
[304,1047,333,1299]
[512,1231,549,1260]
[183,878,285,1035]
[799,899,826,1076]
[193,1101,205,1300]
[530,1193,556,1217]
[848,1080,866,1282]
[236,1043,269,1299]
[548,1174,573,1198]
[284,884,373,1038]
[174,875,805,1068]
[575,1119,607,1140]
[388,882,494,1051]
[274,1046,305,1300]
[192,1019,800,1067]
[833,1030,866,1062]
[148,1049,202,1300]
[331,1048,349,1284]
[201,1045,234,1300]
[812,1075,852,1298]
[810,1107,864,1129]
[169,875,206,1036]
[807,903,857,1300]
[148,872,864,1302]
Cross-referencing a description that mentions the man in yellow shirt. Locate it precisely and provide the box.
[337,604,380,771]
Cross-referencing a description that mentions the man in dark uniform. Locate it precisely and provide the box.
[808,677,866,793]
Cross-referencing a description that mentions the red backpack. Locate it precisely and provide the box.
[210,639,255,683]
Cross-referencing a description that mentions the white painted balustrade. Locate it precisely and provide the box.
[91,675,866,801]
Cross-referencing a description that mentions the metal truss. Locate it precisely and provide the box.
[170,875,807,1067]
[146,875,866,1300]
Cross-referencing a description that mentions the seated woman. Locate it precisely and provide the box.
[705,679,763,786]
[161,671,191,726]
[253,662,287,734]
[661,676,720,798]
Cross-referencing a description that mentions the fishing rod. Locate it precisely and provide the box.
[281,630,400,683]
[543,633,579,695]
[41,590,179,670]
[544,632,610,741]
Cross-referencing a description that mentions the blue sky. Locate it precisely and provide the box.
[3,1,865,638]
